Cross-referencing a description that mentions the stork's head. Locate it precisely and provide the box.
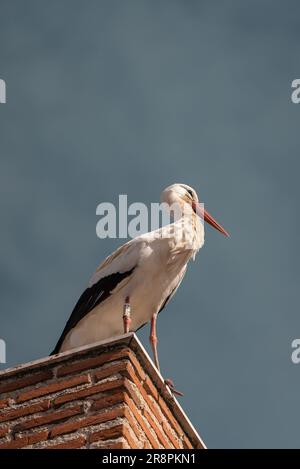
[161,183,229,237]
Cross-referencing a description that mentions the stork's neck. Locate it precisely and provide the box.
[163,212,204,255]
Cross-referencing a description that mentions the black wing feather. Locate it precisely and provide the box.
[51,268,134,355]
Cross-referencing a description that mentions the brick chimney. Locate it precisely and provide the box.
[0,333,206,449]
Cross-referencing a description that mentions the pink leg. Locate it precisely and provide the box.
[149,313,184,397]
[149,312,160,371]
[123,296,131,333]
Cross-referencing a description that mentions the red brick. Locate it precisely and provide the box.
[123,394,160,449]
[91,421,139,449]
[54,379,124,406]
[0,429,49,449]
[15,404,83,432]
[122,406,143,442]
[0,426,9,438]
[123,378,144,409]
[98,441,126,449]
[124,364,189,449]
[50,405,125,437]
[147,395,165,422]
[122,422,141,449]
[126,350,146,382]
[0,370,53,394]
[89,377,125,393]
[143,408,170,448]
[124,365,165,426]
[16,429,49,446]
[46,435,86,449]
[89,423,123,443]
[0,340,203,450]
[90,439,127,449]
[90,390,126,411]
[123,361,142,389]
[16,374,90,403]
[93,361,127,381]
[124,362,154,409]
[56,348,131,377]
[162,420,181,448]
[143,375,159,401]
[147,394,181,448]
[0,398,10,410]
[158,396,186,439]
[182,435,193,449]
[0,399,51,423]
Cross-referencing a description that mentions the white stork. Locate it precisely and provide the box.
[51,184,229,395]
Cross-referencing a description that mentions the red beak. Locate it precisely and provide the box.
[193,202,229,237]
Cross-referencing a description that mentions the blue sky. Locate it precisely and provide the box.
[0,0,300,448]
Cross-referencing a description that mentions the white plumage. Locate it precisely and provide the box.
[52,183,228,392]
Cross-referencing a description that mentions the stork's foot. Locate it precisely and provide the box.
[164,378,184,397]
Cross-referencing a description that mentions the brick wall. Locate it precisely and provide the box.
[0,333,206,449]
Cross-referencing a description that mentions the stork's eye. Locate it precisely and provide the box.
[187,189,193,198]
